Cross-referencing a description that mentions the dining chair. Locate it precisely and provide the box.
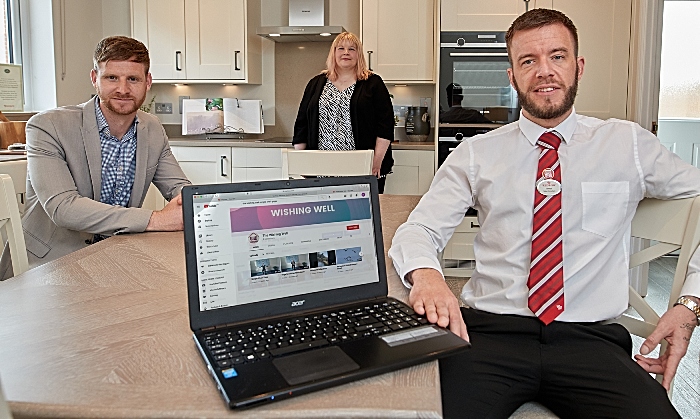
[608,195,700,393]
[282,149,374,178]
[0,159,27,215]
[0,374,12,419]
[0,174,28,277]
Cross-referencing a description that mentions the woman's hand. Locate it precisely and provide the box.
[373,137,391,177]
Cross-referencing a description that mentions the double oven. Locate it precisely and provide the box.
[438,31,520,168]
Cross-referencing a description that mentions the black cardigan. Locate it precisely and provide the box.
[293,73,394,175]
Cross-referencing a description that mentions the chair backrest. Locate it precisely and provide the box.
[282,150,374,178]
[613,195,700,389]
[0,374,12,419]
[0,174,28,277]
[0,159,27,215]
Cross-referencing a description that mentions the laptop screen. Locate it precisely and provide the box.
[191,182,380,313]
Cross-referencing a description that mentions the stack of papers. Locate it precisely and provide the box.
[182,98,264,135]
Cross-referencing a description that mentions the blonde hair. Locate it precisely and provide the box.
[323,32,371,81]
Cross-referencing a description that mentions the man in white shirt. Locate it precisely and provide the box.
[389,9,699,418]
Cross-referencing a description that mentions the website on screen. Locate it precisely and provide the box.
[192,184,379,311]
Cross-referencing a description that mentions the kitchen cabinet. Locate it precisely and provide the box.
[440,0,631,120]
[441,0,553,32]
[361,0,435,83]
[384,149,435,195]
[131,0,186,80]
[131,0,262,83]
[171,146,232,184]
[442,216,479,277]
[170,146,285,185]
[143,184,167,211]
[552,0,631,120]
[141,146,284,211]
[231,148,286,182]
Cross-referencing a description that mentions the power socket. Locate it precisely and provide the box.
[155,102,173,114]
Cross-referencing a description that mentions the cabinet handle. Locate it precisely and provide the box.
[449,52,508,57]
[368,51,373,71]
[470,221,480,229]
[175,51,182,71]
[234,51,241,71]
[220,155,228,177]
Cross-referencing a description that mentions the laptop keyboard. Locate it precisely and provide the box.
[203,299,430,369]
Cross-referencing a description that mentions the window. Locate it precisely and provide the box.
[658,1,700,118]
[1,0,14,63]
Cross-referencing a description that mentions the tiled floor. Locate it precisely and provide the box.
[445,256,700,418]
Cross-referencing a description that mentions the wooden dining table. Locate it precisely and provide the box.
[0,195,442,418]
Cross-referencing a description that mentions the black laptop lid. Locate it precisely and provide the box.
[182,176,387,332]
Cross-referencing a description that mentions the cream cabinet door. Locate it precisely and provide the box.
[171,146,232,184]
[362,0,434,82]
[131,0,187,80]
[231,148,286,183]
[383,150,435,195]
[441,0,553,32]
[184,0,247,80]
[553,0,632,120]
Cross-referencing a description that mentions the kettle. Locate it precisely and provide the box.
[405,106,430,141]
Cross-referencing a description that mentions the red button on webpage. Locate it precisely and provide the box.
[346,225,360,230]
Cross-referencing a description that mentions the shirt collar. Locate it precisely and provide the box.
[518,107,577,146]
[94,96,139,136]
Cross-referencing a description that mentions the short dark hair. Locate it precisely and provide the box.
[93,36,150,74]
[505,9,578,65]
[446,83,464,106]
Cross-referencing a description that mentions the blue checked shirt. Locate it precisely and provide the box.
[95,99,138,208]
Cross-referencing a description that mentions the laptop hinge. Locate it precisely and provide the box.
[196,296,392,334]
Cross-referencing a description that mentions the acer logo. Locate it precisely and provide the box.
[291,300,305,307]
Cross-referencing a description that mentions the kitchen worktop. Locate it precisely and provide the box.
[168,137,435,151]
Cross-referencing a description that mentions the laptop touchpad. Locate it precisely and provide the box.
[272,346,360,385]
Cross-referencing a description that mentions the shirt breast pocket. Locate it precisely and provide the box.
[581,182,629,237]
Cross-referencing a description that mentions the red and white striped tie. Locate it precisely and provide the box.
[528,131,564,325]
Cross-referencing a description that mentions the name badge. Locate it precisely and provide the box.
[537,179,561,196]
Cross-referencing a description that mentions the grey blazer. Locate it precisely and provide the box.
[1,98,190,277]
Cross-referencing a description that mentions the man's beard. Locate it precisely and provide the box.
[97,90,145,116]
[513,66,578,121]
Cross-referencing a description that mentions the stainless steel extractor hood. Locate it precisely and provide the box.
[257,0,345,42]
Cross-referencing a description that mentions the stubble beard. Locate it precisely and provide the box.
[96,88,146,116]
[513,64,579,121]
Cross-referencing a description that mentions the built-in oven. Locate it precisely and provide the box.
[438,31,519,169]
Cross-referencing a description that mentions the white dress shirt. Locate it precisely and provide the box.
[389,110,700,322]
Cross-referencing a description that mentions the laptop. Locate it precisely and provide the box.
[182,175,470,409]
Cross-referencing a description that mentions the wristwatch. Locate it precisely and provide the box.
[674,296,700,325]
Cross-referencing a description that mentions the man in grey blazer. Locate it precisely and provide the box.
[0,36,190,279]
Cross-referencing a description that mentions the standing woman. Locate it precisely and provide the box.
[293,32,394,193]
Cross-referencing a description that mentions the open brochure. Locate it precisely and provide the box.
[182,98,264,135]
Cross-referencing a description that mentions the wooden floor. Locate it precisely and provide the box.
[446,257,700,418]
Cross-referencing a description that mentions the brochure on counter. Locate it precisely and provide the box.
[182,98,264,135]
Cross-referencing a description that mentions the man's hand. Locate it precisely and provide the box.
[146,194,184,231]
[407,268,469,341]
[634,302,697,390]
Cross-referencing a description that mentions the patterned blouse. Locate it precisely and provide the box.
[318,78,356,150]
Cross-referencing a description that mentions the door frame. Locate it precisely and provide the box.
[626,0,664,132]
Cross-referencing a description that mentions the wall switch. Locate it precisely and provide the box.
[179,96,190,114]
[155,102,173,114]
